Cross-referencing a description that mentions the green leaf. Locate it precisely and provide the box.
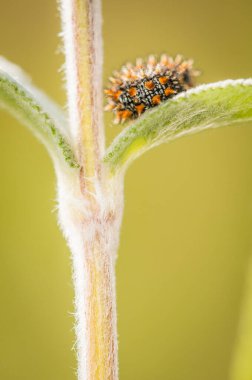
[0,57,79,168]
[104,79,252,172]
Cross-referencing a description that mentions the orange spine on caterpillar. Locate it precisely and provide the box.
[104,54,200,124]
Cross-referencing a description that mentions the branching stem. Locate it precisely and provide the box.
[59,1,121,379]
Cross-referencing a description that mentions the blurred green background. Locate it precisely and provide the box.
[0,0,252,379]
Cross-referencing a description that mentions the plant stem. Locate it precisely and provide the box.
[59,0,122,379]
[230,256,252,380]
[60,0,105,195]
[57,170,123,380]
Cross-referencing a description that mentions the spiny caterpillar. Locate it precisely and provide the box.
[104,54,199,124]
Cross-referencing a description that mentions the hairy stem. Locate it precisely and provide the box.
[59,1,121,379]
[60,0,105,194]
[57,171,123,380]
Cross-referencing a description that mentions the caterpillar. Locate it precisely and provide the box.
[104,54,199,124]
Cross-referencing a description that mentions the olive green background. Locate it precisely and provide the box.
[0,0,252,379]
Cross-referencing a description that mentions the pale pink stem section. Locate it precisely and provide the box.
[57,171,122,380]
[59,1,121,379]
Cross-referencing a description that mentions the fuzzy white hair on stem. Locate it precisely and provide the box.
[58,1,121,379]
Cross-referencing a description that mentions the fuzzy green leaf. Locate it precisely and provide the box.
[0,57,79,168]
[104,79,252,172]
